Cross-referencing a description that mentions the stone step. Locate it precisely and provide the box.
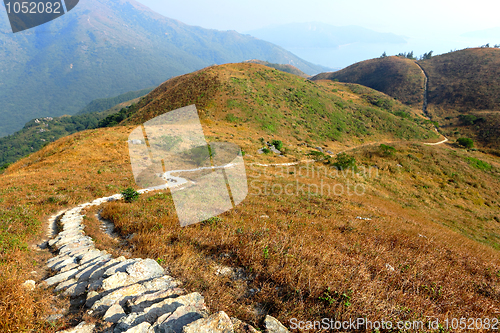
[183,311,233,333]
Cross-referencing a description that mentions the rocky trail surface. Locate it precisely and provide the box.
[41,191,289,333]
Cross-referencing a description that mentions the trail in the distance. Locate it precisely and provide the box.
[415,62,430,117]
[414,61,449,146]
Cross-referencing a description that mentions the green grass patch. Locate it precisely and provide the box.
[466,157,493,171]
[225,113,240,123]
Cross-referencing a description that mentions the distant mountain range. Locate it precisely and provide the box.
[461,27,500,40]
[245,22,407,69]
[0,0,330,137]
[246,22,406,48]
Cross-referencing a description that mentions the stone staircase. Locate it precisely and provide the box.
[43,193,289,333]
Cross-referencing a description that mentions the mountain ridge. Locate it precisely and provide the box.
[312,48,500,148]
[0,0,330,137]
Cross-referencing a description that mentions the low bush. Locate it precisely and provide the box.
[121,187,140,203]
[379,144,396,156]
[271,140,283,151]
[457,137,474,148]
[333,152,357,170]
[466,157,493,171]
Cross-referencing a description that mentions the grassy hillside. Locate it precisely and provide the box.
[13,64,500,332]
[419,48,500,112]
[312,56,425,107]
[97,142,500,329]
[0,116,498,330]
[107,63,438,147]
[418,48,500,149]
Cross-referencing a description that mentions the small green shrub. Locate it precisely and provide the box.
[262,147,271,154]
[271,140,283,150]
[333,153,356,170]
[457,137,474,148]
[308,150,329,162]
[379,144,396,156]
[225,114,239,123]
[202,216,222,226]
[122,187,140,203]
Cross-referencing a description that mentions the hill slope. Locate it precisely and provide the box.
[314,48,500,148]
[0,66,499,331]
[0,0,329,137]
[312,56,425,107]
[419,48,500,112]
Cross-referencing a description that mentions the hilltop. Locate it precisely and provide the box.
[1,64,499,331]
[312,56,426,107]
[104,63,438,147]
[419,48,500,112]
[243,60,309,78]
[419,48,500,149]
[0,0,330,137]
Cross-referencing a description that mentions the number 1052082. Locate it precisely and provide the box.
[5,1,62,14]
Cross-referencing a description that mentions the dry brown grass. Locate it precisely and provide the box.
[0,127,138,332]
[0,254,53,332]
[98,142,500,331]
[80,207,131,259]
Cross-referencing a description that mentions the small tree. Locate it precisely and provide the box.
[271,140,283,150]
[379,144,396,156]
[457,137,474,149]
[380,51,387,58]
[262,147,271,154]
[122,187,140,203]
[458,114,477,125]
[421,51,433,60]
[333,153,356,170]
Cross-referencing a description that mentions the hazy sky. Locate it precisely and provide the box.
[135,0,500,38]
